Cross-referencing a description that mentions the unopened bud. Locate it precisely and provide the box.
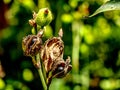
[35,8,52,27]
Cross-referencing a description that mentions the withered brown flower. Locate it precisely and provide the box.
[22,30,43,56]
[40,29,72,79]
[40,36,64,73]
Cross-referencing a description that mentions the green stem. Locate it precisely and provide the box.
[34,23,47,89]
[72,21,80,74]
[36,54,47,90]
[38,67,47,90]
[33,19,48,89]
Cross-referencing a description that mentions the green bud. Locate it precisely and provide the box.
[35,8,52,27]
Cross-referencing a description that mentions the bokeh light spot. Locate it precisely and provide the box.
[0,78,5,89]
[22,69,34,82]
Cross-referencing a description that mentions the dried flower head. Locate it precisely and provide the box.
[22,30,43,56]
[40,29,72,80]
[41,36,64,72]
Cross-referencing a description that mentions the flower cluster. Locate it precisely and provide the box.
[22,8,72,87]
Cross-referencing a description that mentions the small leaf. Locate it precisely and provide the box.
[89,1,120,17]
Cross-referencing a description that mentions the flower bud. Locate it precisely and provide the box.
[35,8,52,27]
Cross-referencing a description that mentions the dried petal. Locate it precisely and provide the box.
[29,11,37,27]
[58,28,63,38]
[29,19,36,27]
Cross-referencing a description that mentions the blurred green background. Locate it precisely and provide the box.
[0,0,120,90]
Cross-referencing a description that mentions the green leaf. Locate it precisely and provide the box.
[89,1,120,17]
